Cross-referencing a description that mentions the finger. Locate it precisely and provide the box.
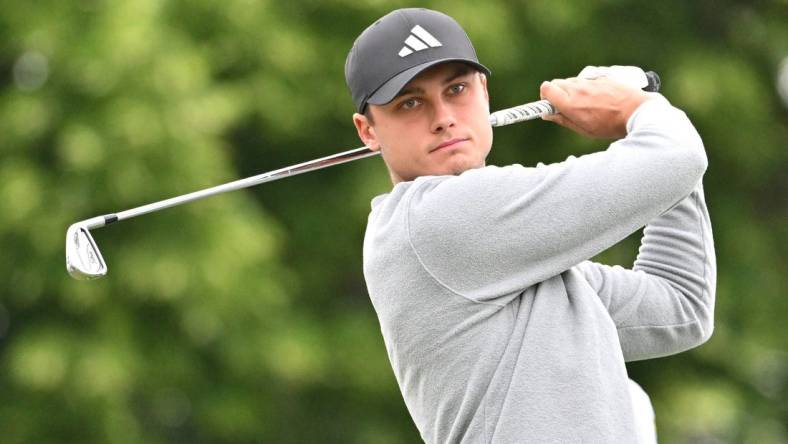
[551,78,581,95]
[552,77,580,84]
[541,112,569,126]
[540,81,571,111]
[542,113,590,136]
[542,112,567,126]
[577,66,601,79]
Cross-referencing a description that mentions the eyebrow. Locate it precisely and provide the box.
[394,65,473,99]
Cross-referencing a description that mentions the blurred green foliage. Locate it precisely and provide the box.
[1,0,786,442]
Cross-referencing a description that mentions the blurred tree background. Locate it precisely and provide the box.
[1,0,786,442]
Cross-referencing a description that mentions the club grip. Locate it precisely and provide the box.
[489,69,663,127]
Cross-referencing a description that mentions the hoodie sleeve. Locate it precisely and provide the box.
[406,95,709,306]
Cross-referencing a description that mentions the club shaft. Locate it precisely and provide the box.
[111,146,380,226]
[81,99,557,230]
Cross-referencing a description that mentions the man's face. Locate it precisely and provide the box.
[353,62,493,184]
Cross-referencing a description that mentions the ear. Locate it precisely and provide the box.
[352,112,380,152]
[479,72,489,104]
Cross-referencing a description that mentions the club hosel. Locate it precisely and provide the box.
[78,214,117,230]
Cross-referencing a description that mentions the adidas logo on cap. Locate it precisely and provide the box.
[398,25,442,57]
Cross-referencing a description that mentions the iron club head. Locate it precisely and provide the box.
[66,223,107,280]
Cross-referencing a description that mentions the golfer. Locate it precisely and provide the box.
[346,8,715,443]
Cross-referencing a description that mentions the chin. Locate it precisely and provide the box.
[452,165,481,176]
[450,158,486,176]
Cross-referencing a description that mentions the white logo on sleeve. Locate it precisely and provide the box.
[398,25,442,57]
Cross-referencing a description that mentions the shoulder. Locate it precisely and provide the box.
[408,164,529,204]
[405,164,543,218]
[368,164,540,234]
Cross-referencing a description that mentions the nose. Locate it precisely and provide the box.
[430,98,456,134]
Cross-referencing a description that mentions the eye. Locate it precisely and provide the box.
[399,98,420,110]
[449,83,467,95]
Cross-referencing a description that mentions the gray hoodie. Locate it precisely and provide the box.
[362,96,716,443]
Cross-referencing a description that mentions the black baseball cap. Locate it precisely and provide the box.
[345,8,491,113]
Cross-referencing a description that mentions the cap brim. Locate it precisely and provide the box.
[364,58,491,111]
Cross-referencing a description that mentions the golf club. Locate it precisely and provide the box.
[66,71,661,280]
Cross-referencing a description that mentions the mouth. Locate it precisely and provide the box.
[431,137,470,152]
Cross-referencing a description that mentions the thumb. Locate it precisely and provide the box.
[540,81,570,111]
